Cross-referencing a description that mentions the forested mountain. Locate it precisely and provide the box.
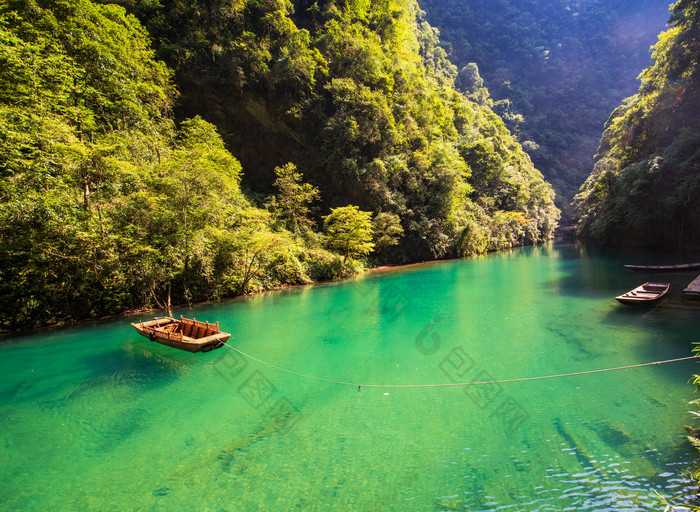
[131,0,559,259]
[0,0,557,329]
[574,0,700,249]
[418,0,669,214]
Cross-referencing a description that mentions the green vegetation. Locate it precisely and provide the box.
[323,205,374,261]
[0,0,350,329]
[574,0,700,249]
[0,0,558,329]
[131,0,559,262]
[271,162,320,236]
[418,0,669,214]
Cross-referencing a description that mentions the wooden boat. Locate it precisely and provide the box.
[683,274,700,296]
[624,262,700,272]
[131,316,231,352]
[615,282,670,305]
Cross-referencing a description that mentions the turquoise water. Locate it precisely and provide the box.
[1,242,699,511]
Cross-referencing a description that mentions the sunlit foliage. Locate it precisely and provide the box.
[0,0,347,329]
[323,205,375,260]
[133,0,559,262]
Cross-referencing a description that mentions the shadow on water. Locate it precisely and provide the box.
[76,344,190,391]
[0,328,194,413]
[149,393,311,499]
[544,316,610,359]
[34,345,190,412]
[545,241,700,299]
[72,346,195,453]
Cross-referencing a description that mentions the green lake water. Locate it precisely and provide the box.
[2,242,700,511]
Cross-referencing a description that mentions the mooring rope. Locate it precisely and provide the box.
[221,343,697,391]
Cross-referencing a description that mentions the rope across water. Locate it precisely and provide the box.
[221,343,697,391]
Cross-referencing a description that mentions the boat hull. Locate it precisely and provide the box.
[615,282,670,305]
[131,317,231,353]
[624,263,700,272]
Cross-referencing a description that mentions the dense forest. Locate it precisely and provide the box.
[574,0,700,249]
[130,0,559,258]
[0,0,558,329]
[418,0,669,215]
[0,0,360,329]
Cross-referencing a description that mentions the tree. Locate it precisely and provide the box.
[272,162,320,235]
[456,62,484,93]
[127,117,245,312]
[323,205,374,261]
[372,212,404,253]
[0,0,174,328]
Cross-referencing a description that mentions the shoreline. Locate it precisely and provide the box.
[0,262,445,339]
[0,241,563,339]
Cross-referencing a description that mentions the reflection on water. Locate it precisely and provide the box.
[0,241,698,511]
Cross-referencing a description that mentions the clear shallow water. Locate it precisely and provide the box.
[1,242,699,511]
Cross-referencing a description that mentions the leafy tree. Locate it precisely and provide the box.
[456,63,484,93]
[372,211,404,253]
[121,117,245,313]
[271,162,320,235]
[323,205,375,261]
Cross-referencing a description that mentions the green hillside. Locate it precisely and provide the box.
[574,0,700,249]
[0,0,352,328]
[132,0,559,260]
[0,0,558,329]
[418,0,669,215]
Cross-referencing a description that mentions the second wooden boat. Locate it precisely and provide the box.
[131,316,231,352]
[624,262,700,272]
[683,275,700,296]
[615,282,670,305]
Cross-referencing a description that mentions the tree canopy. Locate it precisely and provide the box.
[323,205,375,260]
[0,0,349,329]
[271,162,320,235]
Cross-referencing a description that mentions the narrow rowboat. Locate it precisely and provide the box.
[615,282,670,305]
[131,316,231,352]
[624,262,700,272]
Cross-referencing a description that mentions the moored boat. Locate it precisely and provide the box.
[683,274,700,296]
[131,316,231,352]
[624,262,700,272]
[615,282,670,305]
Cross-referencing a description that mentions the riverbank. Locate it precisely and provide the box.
[1,241,557,337]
